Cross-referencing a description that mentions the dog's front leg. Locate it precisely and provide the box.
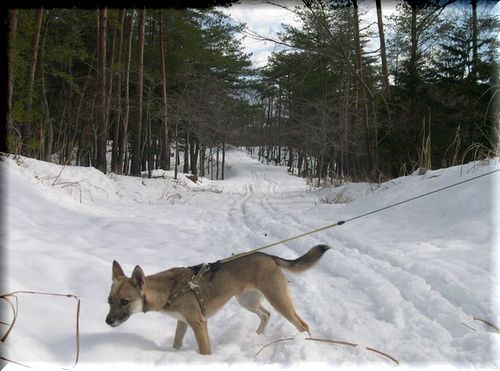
[188,318,211,355]
[173,321,188,350]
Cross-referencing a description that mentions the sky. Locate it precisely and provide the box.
[220,1,303,68]
[220,0,399,69]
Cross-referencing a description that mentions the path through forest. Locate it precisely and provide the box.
[3,149,499,369]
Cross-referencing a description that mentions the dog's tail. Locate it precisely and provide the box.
[272,245,330,273]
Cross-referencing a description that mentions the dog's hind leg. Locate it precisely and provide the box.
[236,290,271,334]
[173,321,188,350]
[260,271,310,334]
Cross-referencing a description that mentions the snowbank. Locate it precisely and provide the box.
[2,151,499,370]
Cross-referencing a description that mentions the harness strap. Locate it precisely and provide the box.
[166,264,210,316]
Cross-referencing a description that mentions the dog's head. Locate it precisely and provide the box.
[105,260,145,327]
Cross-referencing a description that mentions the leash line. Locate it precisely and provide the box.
[222,167,499,263]
[341,167,500,224]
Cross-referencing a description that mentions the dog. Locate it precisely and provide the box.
[106,245,330,354]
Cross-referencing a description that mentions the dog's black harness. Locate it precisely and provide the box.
[166,263,211,316]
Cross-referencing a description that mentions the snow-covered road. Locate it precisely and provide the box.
[2,149,499,369]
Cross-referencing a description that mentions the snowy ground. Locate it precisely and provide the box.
[2,148,499,370]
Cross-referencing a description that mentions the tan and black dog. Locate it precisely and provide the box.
[106,245,330,354]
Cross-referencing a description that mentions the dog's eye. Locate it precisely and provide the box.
[120,299,129,306]
[108,296,113,305]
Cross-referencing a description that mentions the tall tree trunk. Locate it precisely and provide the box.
[39,14,50,161]
[471,0,478,80]
[74,60,94,164]
[174,117,179,179]
[353,0,375,179]
[190,139,199,176]
[376,0,390,97]
[146,96,153,178]
[221,141,226,180]
[297,151,303,176]
[410,2,418,85]
[112,9,125,173]
[7,9,18,152]
[21,8,44,156]
[159,10,170,170]
[342,65,351,179]
[95,7,108,173]
[200,143,206,177]
[183,133,190,174]
[131,8,145,177]
[118,10,134,174]
[105,10,117,127]
[216,144,220,179]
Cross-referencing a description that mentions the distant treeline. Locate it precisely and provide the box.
[5,1,499,183]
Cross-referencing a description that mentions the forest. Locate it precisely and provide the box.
[4,0,499,183]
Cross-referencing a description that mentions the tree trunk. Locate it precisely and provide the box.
[183,134,190,174]
[39,14,50,161]
[342,64,351,179]
[105,10,117,129]
[174,117,179,179]
[21,8,44,156]
[159,10,170,170]
[7,9,17,151]
[216,144,220,179]
[200,144,206,177]
[376,0,390,97]
[471,0,478,80]
[118,10,134,174]
[410,2,418,84]
[131,8,145,177]
[146,97,153,178]
[74,59,93,164]
[297,151,303,176]
[190,139,199,176]
[95,7,108,173]
[111,9,125,173]
[221,141,226,180]
[353,0,375,179]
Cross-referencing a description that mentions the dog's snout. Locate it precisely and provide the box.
[105,315,114,326]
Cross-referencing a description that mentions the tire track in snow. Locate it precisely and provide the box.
[256,170,474,337]
[224,162,272,255]
[231,165,353,342]
[262,192,472,342]
[232,161,474,359]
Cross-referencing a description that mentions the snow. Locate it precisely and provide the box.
[2,149,499,370]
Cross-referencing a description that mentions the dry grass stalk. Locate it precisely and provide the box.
[254,336,399,366]
[0,290,81,369]
[473,317,499,333]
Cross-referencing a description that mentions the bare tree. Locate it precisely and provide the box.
[111,9,125,173]
[7,9,18,150]
[353,0,375,178]
[118,10,134,174]
[159,10,170,170]
[95,7,108,173]
[376,0,390,97]
[471,0,478,80]
[131,8,146,176]
[21,8,44,156]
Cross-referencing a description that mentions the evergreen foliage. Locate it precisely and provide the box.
[5,1,499,182]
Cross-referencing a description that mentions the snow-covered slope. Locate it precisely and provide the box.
[2,150,499,370]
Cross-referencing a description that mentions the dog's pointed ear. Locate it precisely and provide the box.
[112,260,125,282]
[131,265,145,289]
